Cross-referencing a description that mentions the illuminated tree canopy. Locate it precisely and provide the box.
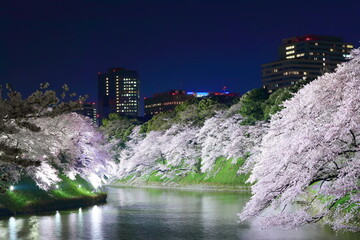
[0,84,110,192]
[239,49,360,231]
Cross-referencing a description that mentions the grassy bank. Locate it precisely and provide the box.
[113,157,251,190]
[0,175,107,216]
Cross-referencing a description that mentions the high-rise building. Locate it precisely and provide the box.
[261,35,354,92]
[98,67,140,123]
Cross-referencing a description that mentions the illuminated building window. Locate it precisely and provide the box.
[286,45,295,50]
[273,69,278,73]
[347,45,353,48]
[286,55,295,59]
[286,50,295,55]
[315,43,318,46]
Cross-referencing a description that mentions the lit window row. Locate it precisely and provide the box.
[145,101,183,108]
[283,71,299,75]
[285,45,295,50]
[105,78,109,96]
[145,103,162,108]
[163,101,183,105]
[286,55,295,59]
[286,50,295,55]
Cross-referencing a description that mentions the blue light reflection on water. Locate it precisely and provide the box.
[0,187,359,240]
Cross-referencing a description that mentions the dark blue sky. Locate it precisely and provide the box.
[1,0,360,101]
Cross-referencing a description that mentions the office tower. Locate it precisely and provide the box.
[261,35,354,92]
[98,67,140,123]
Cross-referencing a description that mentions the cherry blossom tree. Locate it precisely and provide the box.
[109,107,266,184]
[33,113,111,189]
[239,48,360,231]
[0,84,113,192]
[197,112,266,173]
[1,112,111,190]
[0,84,86,192]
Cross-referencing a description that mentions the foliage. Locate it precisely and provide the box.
[239,79,311,124]
[0,175,104,213]
[238,88,269,125]
[140,97,230,133]
[177,157,250,186]
[262,88,293,120]
[262,79,311,120]
[140,111,175,133]
[100,113,138,143]
[239,48,360,231]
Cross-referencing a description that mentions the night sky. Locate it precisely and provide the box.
[1,0,360,102]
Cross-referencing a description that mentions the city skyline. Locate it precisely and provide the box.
[1,0,360,102]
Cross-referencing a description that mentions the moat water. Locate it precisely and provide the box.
[0,187,359,240]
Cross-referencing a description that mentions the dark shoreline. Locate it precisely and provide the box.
[0,193,107,217]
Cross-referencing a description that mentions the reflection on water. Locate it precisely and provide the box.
[0,187,359,240]
[91,205,103,240]
[9,216,16,240]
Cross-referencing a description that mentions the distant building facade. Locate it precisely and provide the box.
[262,34,354,92]
[144,90,239,116]
[76,102,98,125]
[144,90,194,116]
[98,67,140,123]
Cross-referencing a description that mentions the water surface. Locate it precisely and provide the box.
[0,187,359,240]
